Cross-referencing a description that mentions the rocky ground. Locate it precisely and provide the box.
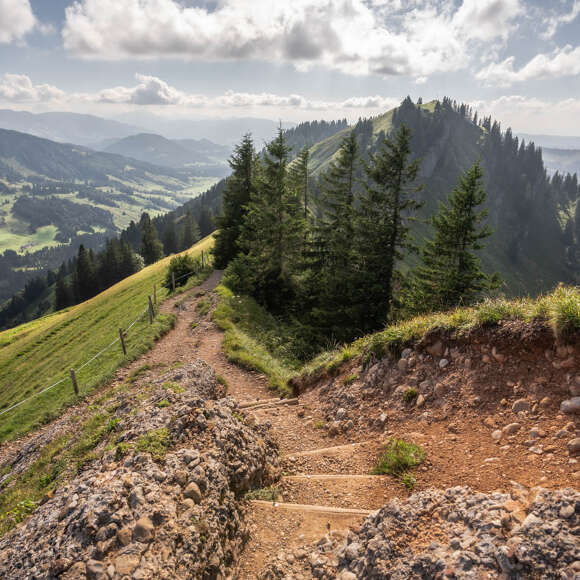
[0,273,578,579]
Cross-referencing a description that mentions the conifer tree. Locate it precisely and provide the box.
[140,212,164,265]
[289,147,310,222]
[74,244,98,302]
[311,131,359,337]
[406,162,499,312]
[213,134,257,268]
[163,219,179,255]
[181,211,201,250]
[356,124,422,330]
[228,127,305,310]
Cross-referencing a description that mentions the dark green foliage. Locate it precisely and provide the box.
[181,211,200,250]
[74,245,98,302]
[164,254,199,290]
[162,219,179,255]
[309,131,360,339]
[289,147,310,223]
[356,125,422,330]
[226,128,306,311]
[140,213,164,266]
[405,162,500,313]
[213,134,258,268]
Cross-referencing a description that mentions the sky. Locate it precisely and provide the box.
[0,0,579,134]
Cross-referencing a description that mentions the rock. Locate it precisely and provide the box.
[565,421,576,432]
[344,542,361,560]
[503,423,521,435]
[416,394,425,408]
[426,340,445,357]
[491,430,503,441]
[328,422,341,437]
[397,358,408,372]
[117,527,132,547]
[512,399,530,414]
[567,438,580,456]
[401,348,413,359]
[561,398,580,415]
[183,482,202,503]
[336,408,347,421]
[492,347,505,363]
[559,504,575,518]
[529,427,545,439]
[434,383,446,398]
[86,559,106,580]
[133,516,155,543]
[539,397,551,409]
[114,554,140,576]
[341,419,354,432]
[338,572,357,580]
[439,358,449,369]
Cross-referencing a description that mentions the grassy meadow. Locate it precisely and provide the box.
[0,235,214,443]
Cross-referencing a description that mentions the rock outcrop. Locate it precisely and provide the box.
[0,362,279,579]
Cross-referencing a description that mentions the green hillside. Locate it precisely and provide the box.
[0,235,213,443]
[303,99,578,295]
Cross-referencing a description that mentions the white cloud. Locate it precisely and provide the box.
[541,0,580,39]
[0,73,65,102]
[62,0,524,78]
[477,45,580,86]
[0,73,400,114]
[470,95,580,134]
[0,0,36,43]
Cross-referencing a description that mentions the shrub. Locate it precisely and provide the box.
[344,373,358,386]
[245,486,280,501]
[403,387,418,403]
[164,254,200,290]
[373,438,426,476]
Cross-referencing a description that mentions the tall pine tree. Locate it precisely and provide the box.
[356,124,422,330]
[213,134,258,268]
[311,131,360,338]
[181,210,201,250]
[140,212,164,265]
[406,162,499,312]
[228,128,305,310]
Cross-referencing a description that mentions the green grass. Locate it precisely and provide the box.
[0,235,214,443]
[404,388,418,403]
[195,297,211,316]
[212,285,300,396]
[244,486,280,501]
[372,438,426,478]
[135,428,170,460]
[297,285,580,384]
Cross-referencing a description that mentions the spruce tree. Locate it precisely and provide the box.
[406,162,499,312]
[181,211,201,250]
[74,244,98,302]
[213,134,257,268]
[311,131,359,337]
[140,212,164,265]
[289,147,310,222]
[229,127,305,310]
[356,124,422,330]
[163,219,179,255]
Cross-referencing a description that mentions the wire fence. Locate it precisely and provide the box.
[0,250,210,419]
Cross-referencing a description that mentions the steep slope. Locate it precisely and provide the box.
[103,132,230,174]
[0,235,214,443]
[305,99,578,294]
[0,109,142,147]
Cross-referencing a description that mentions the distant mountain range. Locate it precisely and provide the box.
[0,109,141,148]
[518,133,580,150]
[541,148,580,176]
[100,132,230,174]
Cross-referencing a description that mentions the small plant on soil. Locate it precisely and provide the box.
[190,321,199,330]
[127,364,152,384]
[115,442,132,461]
[401,472,417,491]
[314,420,326,429]
[196,298,211,316]
[245,486,280,501]
[373,438,426,477]
[135,428,170,460]
[163,381,185,393]
[344,373,359,386]
[157,400,171,408]
[232,410,246,424]
[216,374,228,387]
[403,387,418,403]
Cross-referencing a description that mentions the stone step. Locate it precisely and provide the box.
[249,500,372,516]
[279,474,395,511]
[241,397,299,411]
[284,440,378,459]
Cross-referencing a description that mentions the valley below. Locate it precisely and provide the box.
[0,272,577,579]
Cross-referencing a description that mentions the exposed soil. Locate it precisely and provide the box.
[1,273,578,579]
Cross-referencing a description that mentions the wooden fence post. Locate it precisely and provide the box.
[171,272,176,293]
[148,296,154,324]
[119,327,127,356]
[70,369,79,395]
[153,284,157,305]
[201,250,204,269]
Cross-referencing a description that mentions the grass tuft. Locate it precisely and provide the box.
[135,428,170,460]
[372,438,426,477]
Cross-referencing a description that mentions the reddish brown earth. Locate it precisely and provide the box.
[1,273,578,579]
